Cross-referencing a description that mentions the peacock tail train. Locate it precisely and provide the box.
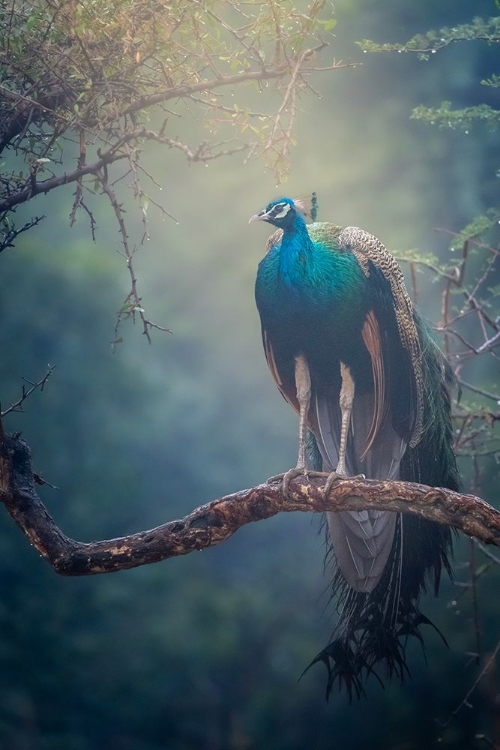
[305,313,459,700]
[251,194,459,700]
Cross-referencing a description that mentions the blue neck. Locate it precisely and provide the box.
[279,214,314,287]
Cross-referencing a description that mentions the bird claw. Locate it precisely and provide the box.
[267,467,306,500]
[268,468,329,500]
[323,471,341,499]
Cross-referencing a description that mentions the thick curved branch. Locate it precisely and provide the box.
[0,434,498,577]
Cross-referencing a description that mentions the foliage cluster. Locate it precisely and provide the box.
[360,13,500,138]
[1,0,344,342]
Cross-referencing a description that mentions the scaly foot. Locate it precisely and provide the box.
[267,468,330,500]
[323,471,366,499]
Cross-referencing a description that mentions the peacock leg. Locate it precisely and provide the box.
[268,354,324,495]
[276,353,312,495]
[323,362,360,497]
[294,353,311,469]
[336,362,354,476]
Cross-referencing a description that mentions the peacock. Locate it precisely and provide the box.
[250,194,460,699]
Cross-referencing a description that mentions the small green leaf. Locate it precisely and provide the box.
[322,19,337,32]
[26,15,38,32]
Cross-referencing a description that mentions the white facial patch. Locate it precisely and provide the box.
[272,203,291,219]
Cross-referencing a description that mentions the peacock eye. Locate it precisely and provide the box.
[272,202,292,219]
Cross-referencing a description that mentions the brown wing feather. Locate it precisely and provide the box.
[262,329,299,414]
[339,226,423,447]
[361,310,388,458]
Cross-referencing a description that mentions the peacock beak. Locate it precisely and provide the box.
[248,210,267,224]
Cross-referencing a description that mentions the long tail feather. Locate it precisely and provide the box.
[305,511,453,700]
[304,313,458,699]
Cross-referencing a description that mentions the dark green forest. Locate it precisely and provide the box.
[0,0,499,748]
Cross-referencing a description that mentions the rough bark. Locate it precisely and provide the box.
[0,434,498,577]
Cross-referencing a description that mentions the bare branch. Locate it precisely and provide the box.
[0,215,45,252]
[0,366,55,418]
[0,149,129,214]
[0,127,255,216]
[0,435,499,578]
[457,379,500,403]
[440,639,500,728]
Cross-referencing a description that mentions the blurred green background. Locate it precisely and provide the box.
[1,1,499,748]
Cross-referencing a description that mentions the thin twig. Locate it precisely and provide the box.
[0,366,55,418]
[440,639,500,727]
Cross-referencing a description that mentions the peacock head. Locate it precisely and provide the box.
[249,194,317,229]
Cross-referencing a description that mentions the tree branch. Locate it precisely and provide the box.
[0,150,129,214]
[0,366,55,418]
[0,434,498,578]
